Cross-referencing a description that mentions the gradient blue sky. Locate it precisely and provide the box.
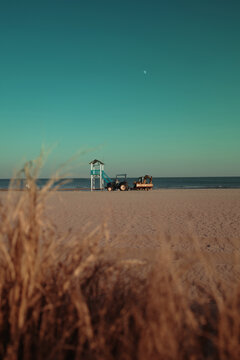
[0,0,240,178]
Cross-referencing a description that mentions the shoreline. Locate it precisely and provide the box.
[1,187,240,191]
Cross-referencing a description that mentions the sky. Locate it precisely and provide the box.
[0,0,240,178]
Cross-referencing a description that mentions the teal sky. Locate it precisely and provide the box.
[0,0,240,178]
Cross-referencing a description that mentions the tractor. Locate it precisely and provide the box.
[106,174,129,191]
[133,175,153,190]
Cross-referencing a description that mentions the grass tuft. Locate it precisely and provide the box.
[0,161,240,359]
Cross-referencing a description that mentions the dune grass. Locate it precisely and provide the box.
[0,164,240,359]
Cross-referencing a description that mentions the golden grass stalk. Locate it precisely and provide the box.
[0,159,240,359]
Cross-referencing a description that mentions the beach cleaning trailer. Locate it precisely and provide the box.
[133,175,153,190]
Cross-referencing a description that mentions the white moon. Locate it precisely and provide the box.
[143,70,147,74]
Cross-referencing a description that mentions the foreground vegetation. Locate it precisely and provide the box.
[0,165,240,360]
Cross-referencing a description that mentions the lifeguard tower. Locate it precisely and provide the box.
[89,159,112,191]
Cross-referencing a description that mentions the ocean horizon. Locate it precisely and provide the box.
[1,177,240,190]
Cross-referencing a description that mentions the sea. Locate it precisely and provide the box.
[1,177,240,190]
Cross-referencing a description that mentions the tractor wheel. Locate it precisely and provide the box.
[120,184,127,191]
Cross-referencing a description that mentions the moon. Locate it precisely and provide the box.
[143,70,147,75]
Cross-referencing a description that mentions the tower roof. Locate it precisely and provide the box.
[89,159,104,165]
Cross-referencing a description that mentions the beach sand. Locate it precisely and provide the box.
[1,189,240,290]
[45,189,240,294]
[45,189,240,242]
[44,189,240,265]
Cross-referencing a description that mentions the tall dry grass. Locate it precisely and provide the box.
[0,163,240,359]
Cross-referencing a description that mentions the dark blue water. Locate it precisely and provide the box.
[1,177,240,190]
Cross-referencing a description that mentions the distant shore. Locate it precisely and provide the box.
[1,176,240,191]
[0,188,91,191]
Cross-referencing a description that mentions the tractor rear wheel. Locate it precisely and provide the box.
[120,183,127,191]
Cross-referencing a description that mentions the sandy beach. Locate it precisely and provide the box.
[2,188,239,251]
[42,189,240,267]
[1,188,240,358]
[44,189,240,295]
[45,189,240,241]
[1,188,240,285]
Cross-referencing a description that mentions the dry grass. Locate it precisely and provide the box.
[0,163,240,359]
